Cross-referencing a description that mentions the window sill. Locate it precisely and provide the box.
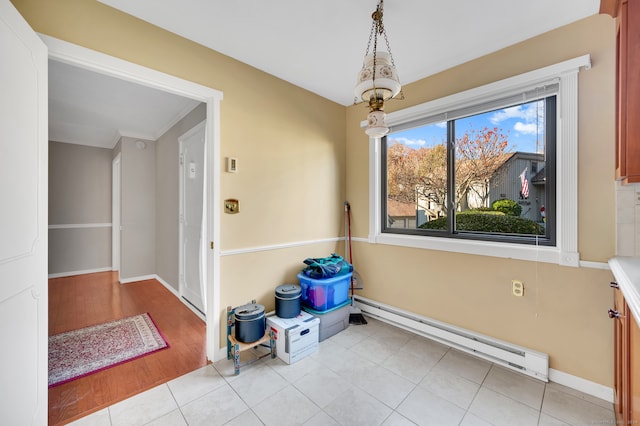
[371,231,578,265]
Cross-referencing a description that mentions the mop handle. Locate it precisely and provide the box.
[345,202,355,299]
[346,203,353,265]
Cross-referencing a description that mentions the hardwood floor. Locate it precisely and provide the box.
[48,272,208,425]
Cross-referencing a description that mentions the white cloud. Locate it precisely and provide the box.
[489,105,536,124]
[388,136,427,147]
[490,102,543,137]
[513,122,538,135]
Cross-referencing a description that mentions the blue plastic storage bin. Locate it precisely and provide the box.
[297,272,351,311]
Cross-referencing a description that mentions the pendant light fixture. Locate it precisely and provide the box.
[354,0,402,138]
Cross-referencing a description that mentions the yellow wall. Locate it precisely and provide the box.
[346,14,616,387]
[15,0,618,387]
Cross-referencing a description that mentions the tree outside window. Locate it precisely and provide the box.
[383,97,555,244]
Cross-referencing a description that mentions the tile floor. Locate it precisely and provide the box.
[70,316,615,426]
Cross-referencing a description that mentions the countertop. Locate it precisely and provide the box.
[609,256,640,325]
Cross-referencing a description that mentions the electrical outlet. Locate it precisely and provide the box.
[512,280,524,297]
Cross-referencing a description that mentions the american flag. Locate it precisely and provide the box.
[519,168,529,199]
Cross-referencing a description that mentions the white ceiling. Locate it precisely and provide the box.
[50,0,601,148]
[49,60,200,149]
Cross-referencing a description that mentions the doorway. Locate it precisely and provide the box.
[43,34,223,361]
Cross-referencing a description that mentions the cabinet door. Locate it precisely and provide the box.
[629,310,640,423]
[617,0,640,183]
[615,0,627,180]
[614,288,629,422]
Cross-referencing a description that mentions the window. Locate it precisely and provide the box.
[382,95,556,246]
[366,56,591,265]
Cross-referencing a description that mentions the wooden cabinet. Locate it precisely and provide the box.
[609,0,640,183]
[612,283,640,424]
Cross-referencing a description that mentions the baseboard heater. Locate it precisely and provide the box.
[353,296,549,382]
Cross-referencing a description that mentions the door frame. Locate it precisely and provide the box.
[112,152,121,279]
[42,35,223,361]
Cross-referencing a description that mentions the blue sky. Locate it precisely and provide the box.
[389,100,545,154]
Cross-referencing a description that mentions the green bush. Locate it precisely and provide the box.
[491,199,522,216]
[420,213,544,235]
[458,208,504,216]
[421,217,447,229]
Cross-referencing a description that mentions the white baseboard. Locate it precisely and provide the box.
[48,267,112,279]
[215,346,227,362]
[549,368,614,403]
[119,274,156,284]
[153,275,180,297]
[153,275,205,321]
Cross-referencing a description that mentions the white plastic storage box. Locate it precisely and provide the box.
[302,299,351,342]
[267,311,319,364]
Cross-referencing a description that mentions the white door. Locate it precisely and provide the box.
[179,121,206,314]
[0,1,48,424]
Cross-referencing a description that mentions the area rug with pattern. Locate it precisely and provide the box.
[48,312,169,387]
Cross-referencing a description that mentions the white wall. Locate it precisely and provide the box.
[120,137,156,279]
[48,141,112,275]
[615,181,640,256]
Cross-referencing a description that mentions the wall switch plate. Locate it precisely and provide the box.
[512,280,524,297]
[227,157,238,173]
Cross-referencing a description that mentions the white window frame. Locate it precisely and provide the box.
[366,55,591,266]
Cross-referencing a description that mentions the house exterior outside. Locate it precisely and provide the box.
[488,152,546,222]
[387,199,421,229]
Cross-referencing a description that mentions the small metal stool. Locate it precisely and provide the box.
[226,304,276,375]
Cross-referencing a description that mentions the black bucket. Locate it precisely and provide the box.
[275,284,301,318]
[234,303,266,343]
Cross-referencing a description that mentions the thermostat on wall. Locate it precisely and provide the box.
[227,157,238,173]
